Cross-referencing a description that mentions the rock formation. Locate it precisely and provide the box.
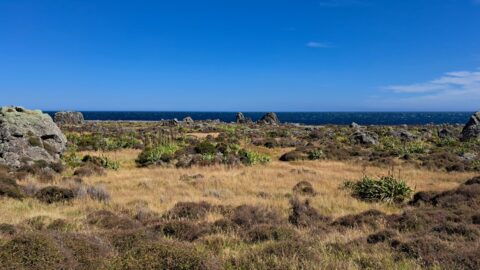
[257,112,280,125]
[236,112,252,124]
[183,116,194,124]
[0,106,67,168]
[461,112,480,141]
[54,111,85,126]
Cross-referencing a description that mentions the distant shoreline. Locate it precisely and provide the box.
[45,111,472,125]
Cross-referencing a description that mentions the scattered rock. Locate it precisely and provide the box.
[0,106,67,168]
[350,122,361,130]
[391,129,416,141]
[461,111,480,141]
[351,131,378,145]
[183,117,194,124]
[257,112,280,125]
[438,128,453,138]
[54,111,85,126]
[236,112,252,124]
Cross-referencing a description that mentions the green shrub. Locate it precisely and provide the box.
[136,143,180,167]
[240,150,271,165]
[82,155,120,170]
[195,140,217,155]
[343,176,413,203]
[308,149,323,160]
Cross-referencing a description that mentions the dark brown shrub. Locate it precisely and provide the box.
[366,230,397,244]
[472,214,480,224]
[35,186,74,204]
[0,175,24,199]
[332,209,386,229]
[288,198,330,227]
[0,232,69,269]
[409,191,437,206]
[244,224,297,243]
[232,240,321,270]
[73,164,104,177]
[86,210,140,230]
[153,220,209,241]
[229,205,283,228]
[464,176,480,186]
[111,239,221,270]
[107,229,158,253]
[52,232,113,270]
[0,223,16,235]
[292,180,315,196]
[165,201,212,220]
[210,218,239,233]
[431,222,480,241]
[279,150,308,161]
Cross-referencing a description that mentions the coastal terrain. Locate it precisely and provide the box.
[1,107,480,269]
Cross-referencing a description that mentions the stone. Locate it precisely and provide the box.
[438,128,452,139]
[351,131,378,145]
[461,112,480,141]
[183,117,194,124]
[350,122,361,130]
[54,111,84,126]
[236,112,252,124]
[0,106,67,168]
[257,112,280,125]
[391,130,416,141]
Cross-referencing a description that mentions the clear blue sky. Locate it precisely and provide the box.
[1,0,479,111]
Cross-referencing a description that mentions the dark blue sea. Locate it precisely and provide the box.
[46,112,472,125]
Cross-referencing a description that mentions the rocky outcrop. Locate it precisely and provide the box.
[0,106,67,168]
[257,112,280,125]
[461,112,480,141]
[183,117,194,124]
[54,111,85,126]
[391,129,416,141]
[351,131,379,145]
[236,112,252,124]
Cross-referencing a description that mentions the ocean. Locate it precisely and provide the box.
[45,112,472,126]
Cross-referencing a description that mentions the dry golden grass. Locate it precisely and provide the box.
[1,148,474,226]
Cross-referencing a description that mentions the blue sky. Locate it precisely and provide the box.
[0,0,479,111]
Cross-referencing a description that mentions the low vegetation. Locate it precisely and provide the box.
[1,120,479,269]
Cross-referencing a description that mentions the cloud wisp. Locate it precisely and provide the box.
[377,69,480,110]
[306,41,332,48]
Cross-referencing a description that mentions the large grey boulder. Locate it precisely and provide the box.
[236,112,252,124]
[54,111,84,126]
[461,112,480,141]
[183,116,194,124]
[351,131,379,146]
[257,112,280,125]
[0,106,67,168]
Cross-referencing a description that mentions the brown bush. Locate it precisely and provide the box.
[35,186,74,204]
[366,229,397,244]
[229,205,283,228]
[73,164,104,177]
[107,229,158,253]
[152,220,209,242]
[165,201,212,220]
[0,223,16,235]
[111,239,221,270]
[86,210,140,230]
[0,232,70,270]
[332,209,386,230]
[244,224,297,243]
[0,175,24,199]
[288,198,330,227]
[292,180,316,196]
